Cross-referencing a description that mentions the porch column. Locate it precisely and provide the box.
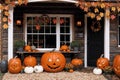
[0,7,2,61]
[8,6,14,61]
[104,9,110,60]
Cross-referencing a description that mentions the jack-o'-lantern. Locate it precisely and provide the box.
[8,56,22,74]
[96,54,109,69]
[41,51,66,72]
[113,54,120,77]
[23,55,37,67]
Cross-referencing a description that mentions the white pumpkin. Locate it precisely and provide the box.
[93,67,102,75]
[24,66,34,73]
[34,65,43,73]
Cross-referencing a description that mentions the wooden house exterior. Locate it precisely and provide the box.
[0,0,119,67]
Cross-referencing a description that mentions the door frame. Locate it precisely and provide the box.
[84,14,110,67]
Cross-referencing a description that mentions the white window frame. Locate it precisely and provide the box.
[24,14,73,51]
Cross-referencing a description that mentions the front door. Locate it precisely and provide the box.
[87,17,104,67]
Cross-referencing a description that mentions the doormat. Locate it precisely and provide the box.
[2,71,107,80]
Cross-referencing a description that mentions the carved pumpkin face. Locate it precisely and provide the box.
[97,57,109,69]
[41,51,66,72]
[8,56,22,74]
[113,55,120,77]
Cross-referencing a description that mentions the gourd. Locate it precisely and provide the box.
[41,50,66,72]
[8,56,22,74]
[71,58,83,66]
[113,54,120,77]
[23,55,37,67]
[34,64,43,73]
[96,54,109,69]
[93,67,102,75]
[24,66,34,73]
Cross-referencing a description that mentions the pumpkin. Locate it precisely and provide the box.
[8,56,22,74]
[0,59,8,73]
[23,55,37,67]
[34,64,43,73]
[96,54,109,69]
[60,44,69,51]
[113,54,120,77]
[24,66,34,73]
[41,51,66,72]
[71,58,83,66]
[24,45,31,52]
[69,69,74,73]
[93,67,102,75]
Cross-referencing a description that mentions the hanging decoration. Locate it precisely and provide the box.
[90,21,101,32]
[34,14,50,30]
[0,0,28,29]
[76,0,120,21]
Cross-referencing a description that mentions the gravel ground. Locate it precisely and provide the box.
[1,67,120,80]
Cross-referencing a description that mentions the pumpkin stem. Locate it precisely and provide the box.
[100,54,104,58]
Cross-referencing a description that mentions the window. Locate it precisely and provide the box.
[24,14,73,50]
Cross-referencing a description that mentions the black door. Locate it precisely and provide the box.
[87,17,104,66]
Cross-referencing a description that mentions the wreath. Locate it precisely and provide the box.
[90,21,101,32]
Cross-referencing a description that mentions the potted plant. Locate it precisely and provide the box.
[14,40,25,51]
[70,40,81,51]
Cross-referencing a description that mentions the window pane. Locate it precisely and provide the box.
[45,35,56,48]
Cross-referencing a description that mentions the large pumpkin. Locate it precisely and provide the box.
[71,58,83,66]
[96,54,109,69]
[113,54,120,77]
[23,55,37,67]
[8,56,22,74]
[41,51,66,72]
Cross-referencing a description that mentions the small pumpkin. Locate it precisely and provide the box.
[41,50,66,72]
[24,45,31,52]
[24,66,34,73]
[69,69,74,73]
[93,67,102,75]
[8,56,22,74]
[60,44,70,52]
[34,64,43,73]
[23,55,37,67]
[96,54,109,69]
[71,58,83,66]
[113,54,120,77]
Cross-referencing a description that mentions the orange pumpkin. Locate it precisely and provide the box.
[24,45,31,52]
[71,58,83,66]
[60,44,69,52]
[41,51,66,72]
[113,54,120,77]
[96,54,109,69]
[8,56,22,74]
[23,55,37,67]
